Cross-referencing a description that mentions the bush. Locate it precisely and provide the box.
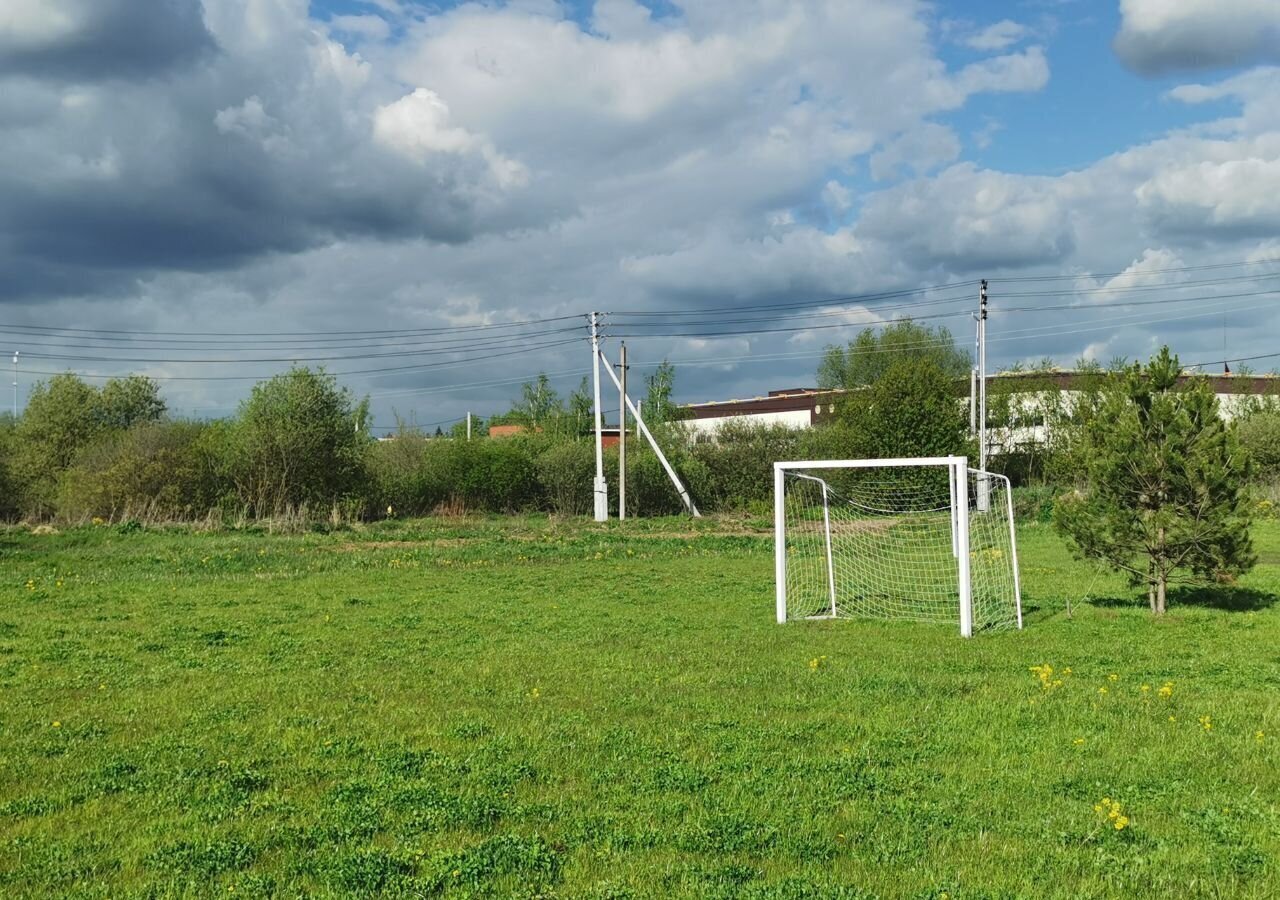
[230,368,370,515]
[0,414,18,520]
[688,422,803,510]
[1237,411,1280,481]
[367,431,438,516]
[627,447,692,517]
[1011,485,1055,523]
[537,441,596,516]
[57,421,222,522]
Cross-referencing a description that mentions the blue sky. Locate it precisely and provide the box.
[2,0,1280,423]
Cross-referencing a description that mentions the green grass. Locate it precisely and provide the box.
[1,515,1278,898]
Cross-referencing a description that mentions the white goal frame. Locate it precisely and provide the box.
[773,456,1022,637]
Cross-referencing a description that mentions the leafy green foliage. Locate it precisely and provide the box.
[642,359,686,424]
[1236,410,1280,481]
[230,367,370,515]
[817,319,971,390]
[56,420,222,520]
[10,374,165,515]
[836,357,970,461]
[1053,347,1255,614]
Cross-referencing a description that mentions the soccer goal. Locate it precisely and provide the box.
[773,457,1021,637]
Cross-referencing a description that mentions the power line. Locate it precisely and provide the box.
[0,313,585,339]
[988,256,1280,283]
[14,336,584,381]
[12,328,583,364]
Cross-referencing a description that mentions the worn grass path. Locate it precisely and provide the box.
[1,516,1278,898]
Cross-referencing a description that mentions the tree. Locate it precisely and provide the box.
[568,377,593,438]
[817,319,971,390]
[642,359,684,425]
[521,374,561,428]
[98,375,166,430]
[12,374,105,514]
[1053,347,1255,615]
[837,356,970,461]
[232,367,370,514]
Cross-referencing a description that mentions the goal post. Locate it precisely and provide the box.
[774,457,1022,636]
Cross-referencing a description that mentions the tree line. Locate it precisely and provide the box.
[3,319,1276,614]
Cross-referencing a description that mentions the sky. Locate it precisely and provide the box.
[2,0,1280,431]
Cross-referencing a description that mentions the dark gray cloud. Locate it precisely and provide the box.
[1113,0,1280,76]
[0,0,215,80]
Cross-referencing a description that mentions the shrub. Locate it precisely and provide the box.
[230,368,370,515]
[688,422,803,510]
[1237,410,1280,481]
[57,421,220,522]
[537,441,596,516]
[367,430,438,516]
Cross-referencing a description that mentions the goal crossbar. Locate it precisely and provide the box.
[773,457,1021,637]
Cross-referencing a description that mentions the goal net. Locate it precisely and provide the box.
[773,457,1021,636]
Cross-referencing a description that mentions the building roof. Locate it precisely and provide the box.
[681,370,1280,418]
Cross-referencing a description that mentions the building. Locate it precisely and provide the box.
[683,388,848,437]
[682,372,1280,443]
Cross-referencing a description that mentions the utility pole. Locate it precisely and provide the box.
[617,342,627,521]
[969,366,977,437]
[978,280,989,511]
[590,311,608,522]
[11,351,16,419]
[466,411,472,441]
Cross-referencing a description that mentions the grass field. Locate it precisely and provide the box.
[2,515,1279,898]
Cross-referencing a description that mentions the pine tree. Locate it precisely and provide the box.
[1053,347,1255,614]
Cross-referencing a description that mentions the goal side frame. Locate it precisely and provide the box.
[774,457,978,635]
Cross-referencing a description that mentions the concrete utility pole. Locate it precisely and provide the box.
[978,280,989,511]
[466,411,472,441]
[617,342,628,521]
[969,366,977,437]
[590,311,608,521]
[11,351,17,418]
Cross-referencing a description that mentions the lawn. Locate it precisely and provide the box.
[1,515,1278,898]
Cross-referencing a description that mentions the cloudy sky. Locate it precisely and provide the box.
[3,0,1280,430]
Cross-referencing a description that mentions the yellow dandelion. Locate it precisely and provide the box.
[1098,686,1108,695]
[1256,730,1265,742]
[51,720,61,728]
[1158,682,1173,698]
[1063,667,1073,676]
[1114,816,1129,830]
[1169,715,1177,723]
[1073,738,1085,746]
[1108,673,1119,682]
[1199,715,1212,732]
[1140,684,1151,693]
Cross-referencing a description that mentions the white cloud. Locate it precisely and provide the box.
[373,88,528,189]
[1136,157,1280,232]
[327,14,390,42]
[869,123,961,181]
[1114,0,1280,75]
[965,20,1029,52]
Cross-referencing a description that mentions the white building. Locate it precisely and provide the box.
[682,373,1280,445]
